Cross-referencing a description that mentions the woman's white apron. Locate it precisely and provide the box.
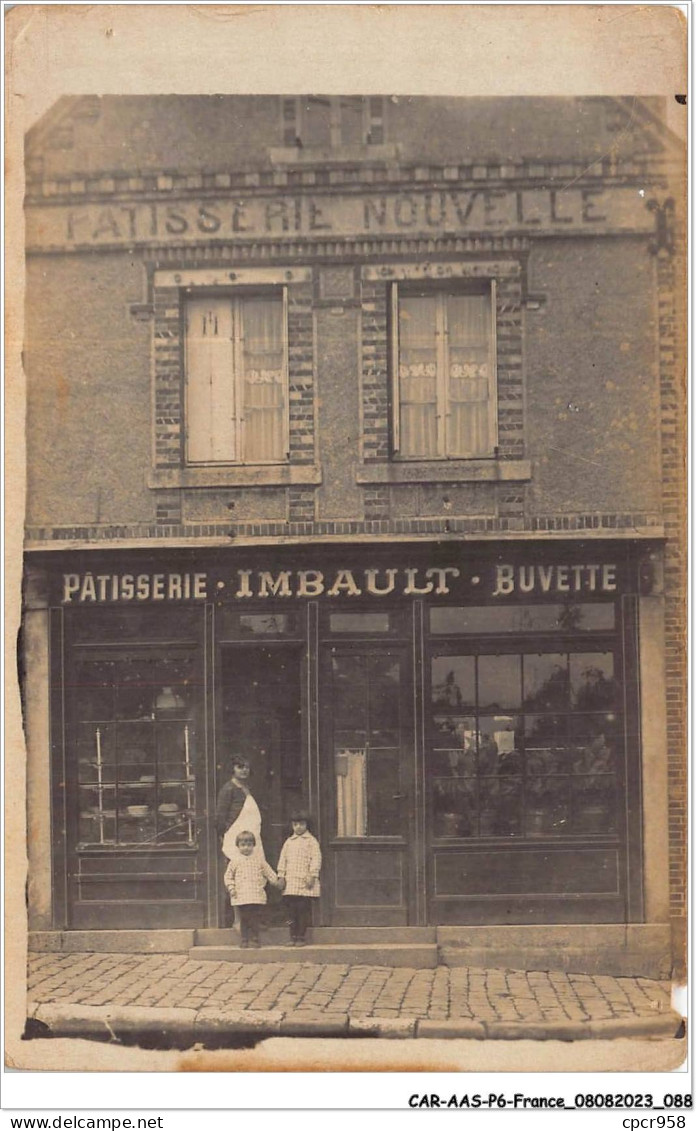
[222,792,265,861]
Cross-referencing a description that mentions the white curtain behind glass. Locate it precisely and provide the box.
[446,293,491,457]
[241,297,285,462]
[335,748,368,837]
[398,290,493,458]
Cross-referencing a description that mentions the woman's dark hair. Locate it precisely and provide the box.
[232,757,250,770]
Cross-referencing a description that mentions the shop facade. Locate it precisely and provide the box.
[22,96,683,974]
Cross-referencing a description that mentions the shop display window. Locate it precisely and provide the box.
[73,652,198,848]
[430,642,619,840]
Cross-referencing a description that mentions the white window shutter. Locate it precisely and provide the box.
[185,297,235,462]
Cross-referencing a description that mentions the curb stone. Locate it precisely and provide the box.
[588,1014,684,1040]
[486,1020,590,1042]
[27,1002,684,1043]
[279,1012,349,1036]
[417,1019,486,1040]
[195,1008,283,1035]
[349,1017,416,1038]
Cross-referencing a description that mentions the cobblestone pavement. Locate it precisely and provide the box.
[28,953,672,1026]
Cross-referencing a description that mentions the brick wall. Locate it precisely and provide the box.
[287,281,316,465]
[655,225,687,930]
[360,278,390,462]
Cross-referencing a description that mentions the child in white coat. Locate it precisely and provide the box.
[276,810,322,947]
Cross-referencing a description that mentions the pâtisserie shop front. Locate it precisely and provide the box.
[42,540,646,932]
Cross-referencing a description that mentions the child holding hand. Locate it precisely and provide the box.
[277,810,322,947]
[224,830,282,948]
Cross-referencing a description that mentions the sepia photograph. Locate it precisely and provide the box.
[4,1,688,1102]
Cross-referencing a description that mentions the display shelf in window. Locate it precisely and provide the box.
[76,719,197,847]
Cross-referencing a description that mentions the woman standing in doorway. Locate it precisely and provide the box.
[216,756,266,930]
[216,756,265,861]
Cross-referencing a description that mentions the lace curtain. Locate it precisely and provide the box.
[241,298,285,462]
[398,291,492,458]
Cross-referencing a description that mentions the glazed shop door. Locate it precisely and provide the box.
[321,646,415,925]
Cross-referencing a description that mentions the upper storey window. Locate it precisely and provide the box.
[281,96,386,149]
[185,293,287,465]
[391,284,498,460]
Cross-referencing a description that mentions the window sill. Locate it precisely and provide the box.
[149,464,321,489]
[357,459,531,485]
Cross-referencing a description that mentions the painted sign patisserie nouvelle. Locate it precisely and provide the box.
[27,187,653,249]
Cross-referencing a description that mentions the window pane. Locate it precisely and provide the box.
[434,778,476,838]
[432,715,477,776]
[524,714,569,774]
[368,655,400,743]
[478,714,523,775]
[74,661,114,719]
[526,775,571,837]
[399,295,438,456]
[340,96,364,145]
[570,652,616,709]
[569,714,617,774]
[329,612,390,634]
[186,298,235,462]
[241,297,285,462]
[572,775,617,834]
[432,656,475,709]
[303,96,332,146]
[477,654,521,710]
[523,653,569,711]
[480,777,523,836]
[73,655,198,848]
[332,654,368,730]
[429,603,616,634]
[446,292,492,456]
[367,748,401,835]
[238,613,294,636]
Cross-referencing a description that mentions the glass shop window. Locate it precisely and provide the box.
[332,651,403,838]
[429,603,616,635]
[73,651,199,848]
[391,284,497,459]
[430,648,620,840]
[185,292,287,464]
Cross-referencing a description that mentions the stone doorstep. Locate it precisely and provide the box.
[189,943,439,968]
[28,1002,685,1043]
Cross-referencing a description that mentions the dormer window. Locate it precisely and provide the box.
[281,96,386,149]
